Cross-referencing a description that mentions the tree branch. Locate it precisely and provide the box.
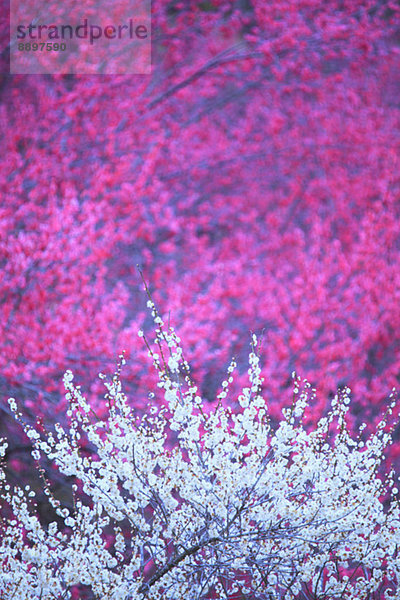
[147,52,262,110]
[138,535,221,595]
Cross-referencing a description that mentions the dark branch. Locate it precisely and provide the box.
[138,535,221,595]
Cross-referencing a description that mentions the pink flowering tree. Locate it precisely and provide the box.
[1,1,400,434]
[1,0,400,553]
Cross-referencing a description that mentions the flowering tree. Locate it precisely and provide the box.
[1,297,400,600]
[1,0,400,439]
[2,1,400,592]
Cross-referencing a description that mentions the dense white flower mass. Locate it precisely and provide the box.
[1,294,400,599]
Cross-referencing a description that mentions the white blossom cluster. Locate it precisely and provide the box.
[1,298,400,599]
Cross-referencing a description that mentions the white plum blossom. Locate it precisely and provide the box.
[1,292,400,599]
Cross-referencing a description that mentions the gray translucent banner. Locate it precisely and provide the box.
[10,0,151,74]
